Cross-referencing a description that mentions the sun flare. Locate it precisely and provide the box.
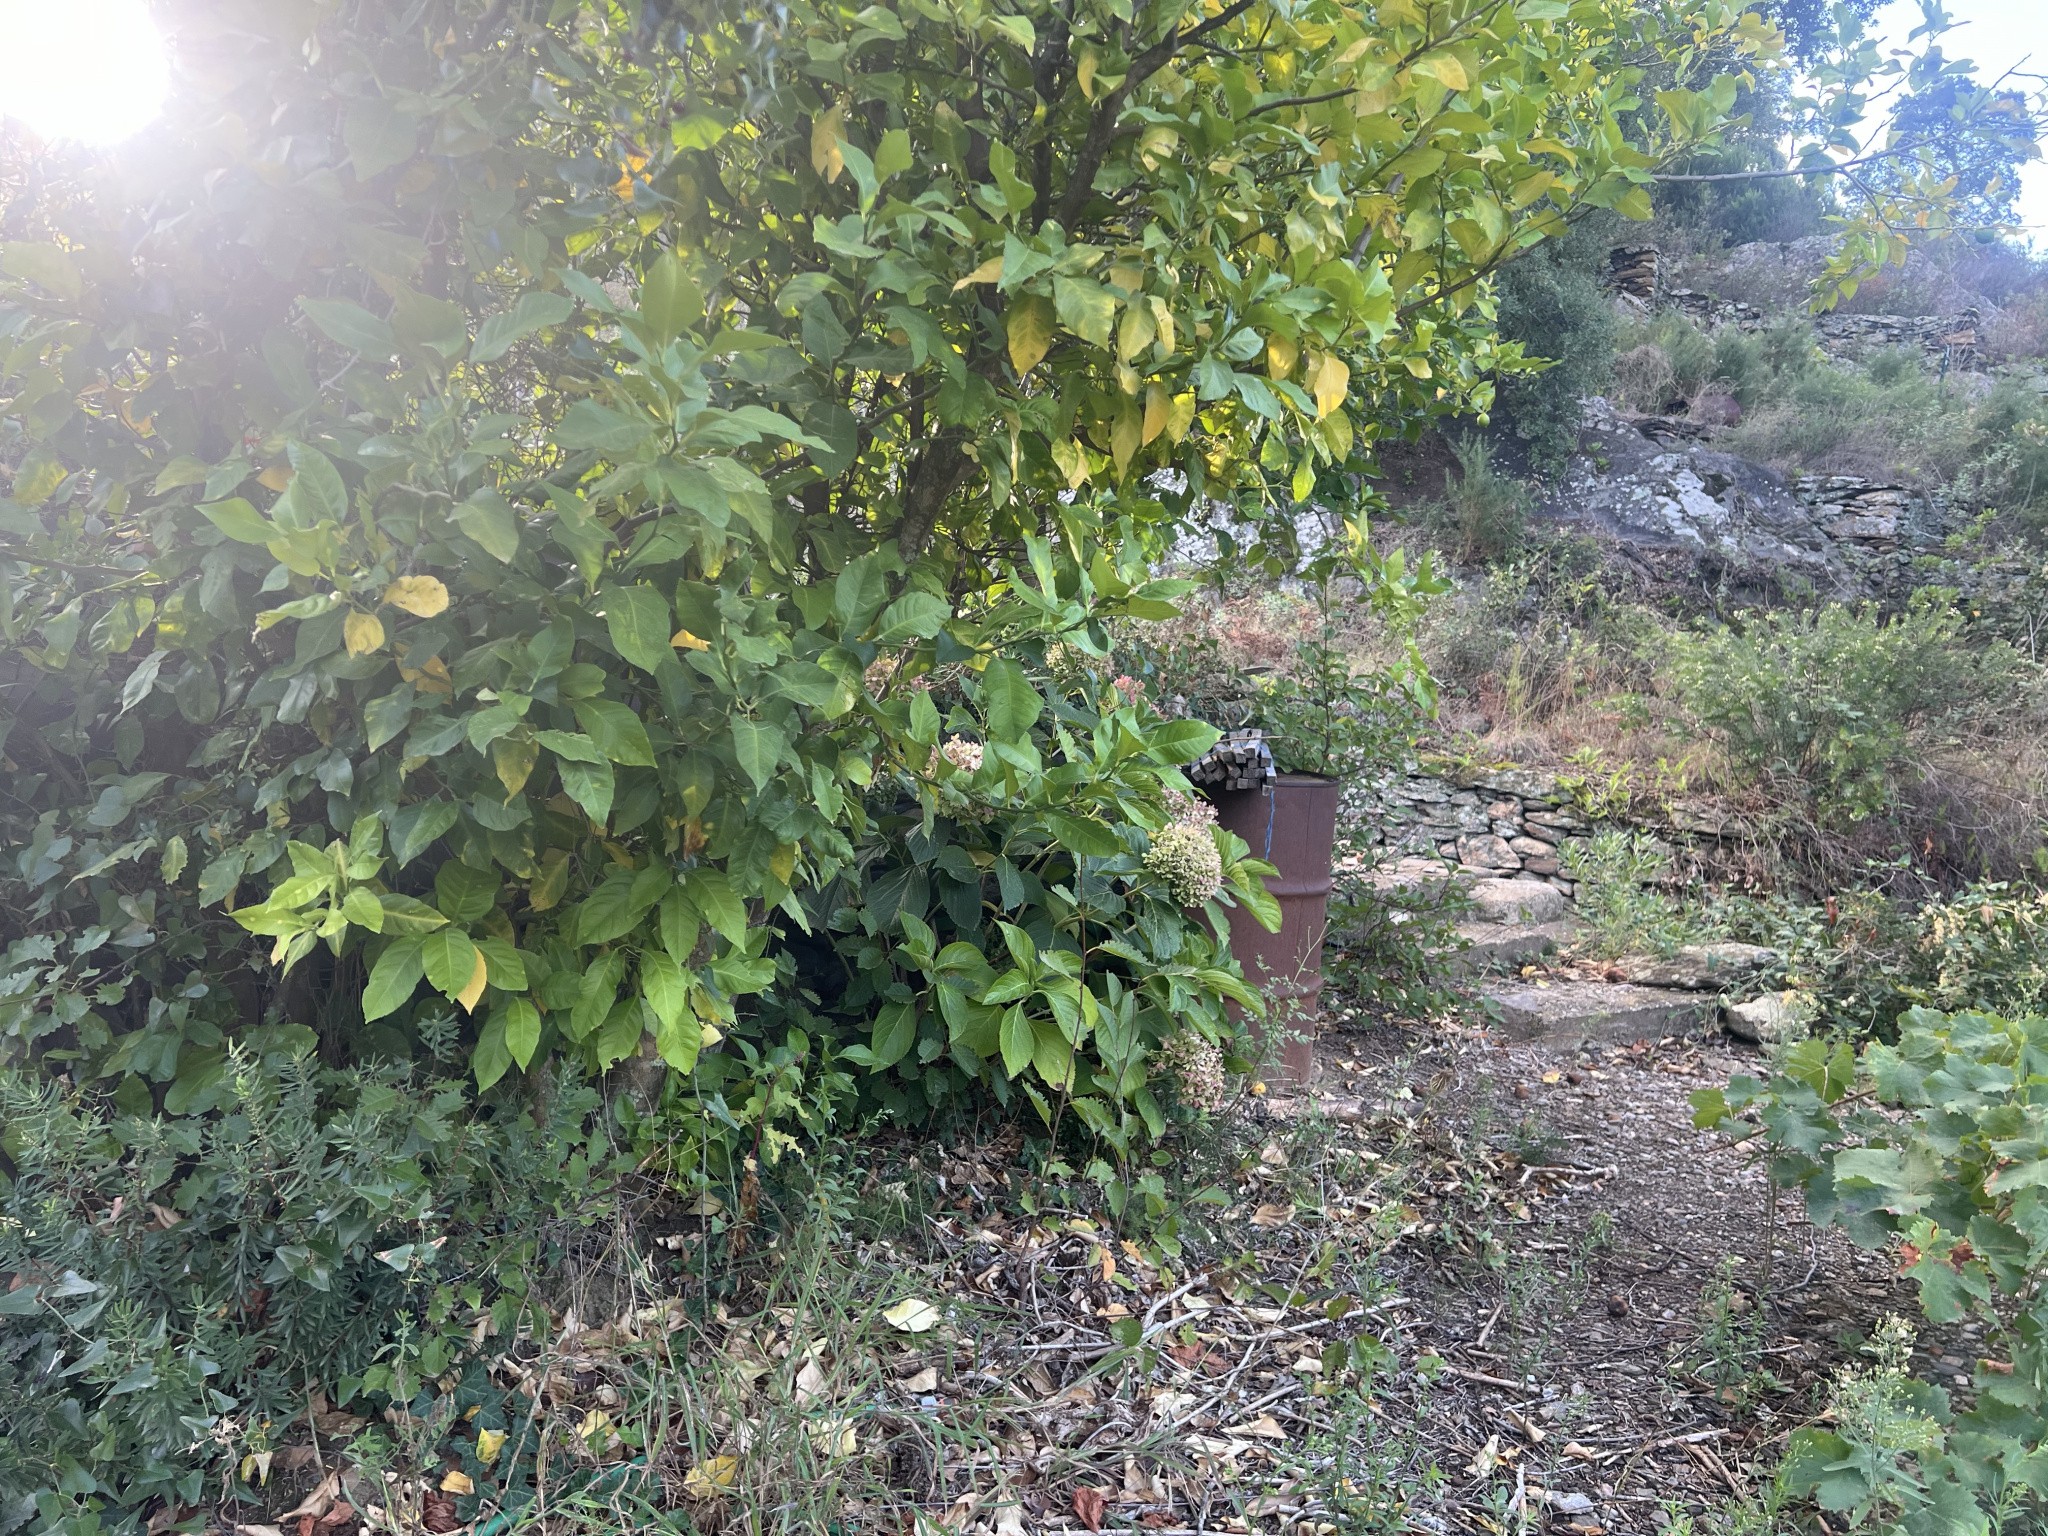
[0,0,170,146]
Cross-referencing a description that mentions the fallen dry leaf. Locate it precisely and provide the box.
[992,1503,1028,1536]
[1222,1413,1286,1440]
[900,1366,940,1393]
[1469,1434,1501,1478]
[438,1469,474,1496]
[475,1428,506,1464]
[1072,1486,1107,1532]
[1249,1203,1294,1229]
[882,1297,940,1333]
[682,1455,740,1498]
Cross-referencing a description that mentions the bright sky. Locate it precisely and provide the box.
[1872,0,2048,239]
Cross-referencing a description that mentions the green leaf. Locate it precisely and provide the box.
[1053,276,1117,349]
[999,1005,1033,1078]
[872,590,952,645]
[981,657,1041,741]
[639,250,702,345]
[453,491,522,561]
[198,498,274,544]
[344,97,418,178]
[1,242,82,302]
[299,297,396,354]
[602,583,673,673]
[390,800,460,867]
[573,866,666,946]
[502,997,541,1069]
[573,698,655,766]
[421,929,480,999]
[558,756,616,826]
[363,938,425,1021]
[660,889,702,964]
[731,716,787,791]
[472,290,576,364]
[1044,812,1123,857]
[870,1001,918,1069]
[687,868,748,945]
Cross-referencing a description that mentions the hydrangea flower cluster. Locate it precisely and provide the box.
[939,734,984,774]
[1144,789,1223,907]
[1156,1029,1228,1114]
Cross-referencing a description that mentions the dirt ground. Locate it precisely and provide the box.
[1289,1011,1948,1535]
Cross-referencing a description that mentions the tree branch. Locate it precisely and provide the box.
[1052,0,1259,229]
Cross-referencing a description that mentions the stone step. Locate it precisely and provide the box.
[1483,978,1718,1043]
[1446,919,1575,975]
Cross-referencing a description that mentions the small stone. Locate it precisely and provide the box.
[1456,833,1521,871]
[1518,821,1565,846]
[1723,992,1812,1045]
[1508,836,1553,858]
[1486,800,1519,821]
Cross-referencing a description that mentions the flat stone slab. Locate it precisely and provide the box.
[1467,878,1568,927]
[1610,942,1779,991]
[1486,980,1717,1043]
[1448,920,1573,975]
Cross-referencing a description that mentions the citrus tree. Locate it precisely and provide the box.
[0,0,1772,1153]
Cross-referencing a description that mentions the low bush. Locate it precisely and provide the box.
[1695,1006,2048,1531]
[1416,437,1531,566]
[1560,829,1691,959]
[1666,590,2023,829]
[1,1050,626,1528]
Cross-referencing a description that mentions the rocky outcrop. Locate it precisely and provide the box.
[1539,399,1951,597]
[1605,236,1986,371]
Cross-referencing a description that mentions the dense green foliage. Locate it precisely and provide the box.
[1696,1004,2048,1532]
[1492,220,1619,475]
[0,0,1787,1520]
[1,1053,620,1529]
[1667,591,2022,829]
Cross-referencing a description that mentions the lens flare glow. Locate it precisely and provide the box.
[0,0,170,146]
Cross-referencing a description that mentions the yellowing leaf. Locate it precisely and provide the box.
[700,1020,725,1048]
[1006,295,1055,375]
[809,1417,858,1457]
[344,610,386,656]
[384,575,450,617]
[1415,52,1469,91]
[1312,353,1350,418]
[952,255,1005,291]
[1142,383,1170,445]
[1266,333,1300,379]
[439,1470,475,1496]
[455,949,488,1013]
[882,1297,939,1333]
[257,464,293,492]
[672,627,712,651]
[683,1456,740,1498]
[476,1429,507,1465]
[1111,401,1142,480]
[811,104,845,183]
[1166,391,1197,443]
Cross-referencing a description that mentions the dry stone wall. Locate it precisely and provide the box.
[1350,763,1593,895]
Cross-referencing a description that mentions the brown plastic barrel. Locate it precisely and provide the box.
[1210,774,1341,1091]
